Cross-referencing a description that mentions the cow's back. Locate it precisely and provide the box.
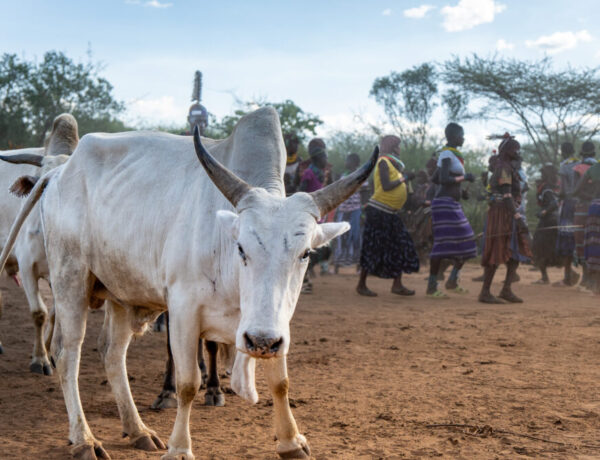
[0,148,44,248]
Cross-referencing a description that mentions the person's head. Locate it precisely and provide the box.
[425,155,437,177]
[541,164,558,186]
[581,140,596,158]
[561,142,575,159]
[345,153,360,171]
[380,135,401,156]
[498,133,520,161]
[445,123,464,147]
[308,138,327,169]
[416,169,429,185]
[284,132,300,157]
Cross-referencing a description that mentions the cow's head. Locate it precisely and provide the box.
[194,127,378,358]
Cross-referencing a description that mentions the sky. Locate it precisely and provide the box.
[2,0,600,149]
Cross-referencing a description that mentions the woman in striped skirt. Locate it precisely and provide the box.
[426,123,477,298]
[574,161,600,294]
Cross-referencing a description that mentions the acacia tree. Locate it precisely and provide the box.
[443,55,600,165]
[0,51,125,149]
[370,63,438,150]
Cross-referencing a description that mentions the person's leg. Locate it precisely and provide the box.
[391,273,415,296]
[499,259,523,303]
[426,258,448,298]
[356,268,377,296]
[445,260,467,292]
[478,264,503,303]
[534,263,550,284]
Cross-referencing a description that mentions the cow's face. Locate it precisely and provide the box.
[218,190,348,358]
[192,127,377,359]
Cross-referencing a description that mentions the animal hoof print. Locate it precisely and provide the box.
[133,434,165,451]
[204,388,225,407]
[151,392,178,410]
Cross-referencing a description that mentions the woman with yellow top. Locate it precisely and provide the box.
[356,135,419,297]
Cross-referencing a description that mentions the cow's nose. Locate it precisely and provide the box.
[243,332,283,358]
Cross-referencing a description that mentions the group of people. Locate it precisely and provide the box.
[283,124,600,300]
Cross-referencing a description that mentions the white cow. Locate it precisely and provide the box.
[0,107,377,459]
[0,114,77,371]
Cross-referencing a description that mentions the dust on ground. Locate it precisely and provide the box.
[0,264,599,459]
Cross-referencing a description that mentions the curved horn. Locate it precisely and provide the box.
[310,146,379,217]
[0,154,43,167]
[193,126,252,207]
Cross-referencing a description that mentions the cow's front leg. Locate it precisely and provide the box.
[103,301,165,452]
[163,307,201,460]
[264,356,310,459]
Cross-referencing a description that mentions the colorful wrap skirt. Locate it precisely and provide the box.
[482,202,532,267]
[556,198,576,256]
[584,199,600,272]
[359,204,420,278]
[429,197,477,261]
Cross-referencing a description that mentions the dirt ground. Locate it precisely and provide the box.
[0,264,599,459]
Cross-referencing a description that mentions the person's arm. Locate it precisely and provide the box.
[539,190,558,216]
[379,160,404,191]
[439,158,472,184]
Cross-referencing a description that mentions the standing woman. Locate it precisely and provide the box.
[426,123,477,298]
[479,134,533,303]
[532,165,562,284]
[573,161,600,294]
[333,153,365,272]
[356,135,419,296]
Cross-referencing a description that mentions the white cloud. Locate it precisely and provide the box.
[125,0,173,8]
[441,0,506,32]
[403,5,435,19]
[496,39,514,51]
[126,96,188,127]
[526,30,592,54]
[382,8,392,16]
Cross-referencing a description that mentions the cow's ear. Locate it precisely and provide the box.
[312,222,349,248]
[10,175,38,197]
[216,210,240,240]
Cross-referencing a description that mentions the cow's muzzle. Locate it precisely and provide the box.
[243,332,283,358]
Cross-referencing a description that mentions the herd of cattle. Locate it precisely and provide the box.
[0,107,379,460]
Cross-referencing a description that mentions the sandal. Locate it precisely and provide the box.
[450,286,469,294]
[357,286,377,297]
[427,290,450,299]
[391,286,415,296]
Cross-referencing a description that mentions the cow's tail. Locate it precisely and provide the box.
[0,169,57,275]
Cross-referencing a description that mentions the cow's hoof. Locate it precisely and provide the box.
[278,435,311,459]
[151,391,178,410]
[132,433,166,451]
[161,450,195,460]
[204,387,225,407]
[30,360,53,375]
[72,442,111,460]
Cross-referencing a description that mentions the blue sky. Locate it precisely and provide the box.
[2,0,600,147]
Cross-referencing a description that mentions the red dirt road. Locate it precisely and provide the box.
[0,264,599,459]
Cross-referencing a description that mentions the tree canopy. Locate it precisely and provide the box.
[443,55,600,165]
[0,51,126,149]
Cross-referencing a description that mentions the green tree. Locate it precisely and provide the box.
[370,63,438,150]
[443,54,600,165]
[0,51,125,149]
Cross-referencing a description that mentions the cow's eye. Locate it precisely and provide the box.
[238,243,247,265]
[301,249,311,260]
